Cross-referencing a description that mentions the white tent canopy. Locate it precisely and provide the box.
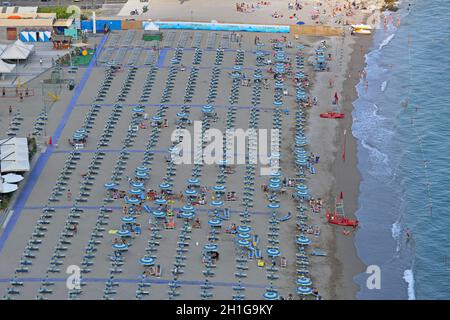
[0,59,16,74]
[0,181,18,194]
[0,41,34,60]
[0,137,30,173]
[14,39,34,52]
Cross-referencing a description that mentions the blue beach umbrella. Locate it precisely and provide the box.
[187,178,200,186]
[152,210,166,218]
[121,216,135,224]
[267,247,281,257]
[297,277,312,286]
[208,218,222,227]
[182,204,195,212]
[202,105,214,114]
[131,181,144,189]
[236,238,251,247]
[104,182,117,190]
[210,199,224,207]
[152,115,162,122]
[268,182,281,191]
[180,211,195,219]
[129,188,143,196]
[296,234,311,246]
[185,188,198,196]
[135,171,149,179]
[73,133,84,141]
[154,198,168,205]
[237,225,251,234]
[139,256,155,266]
[159,182,171,190]
[133,107,145,113]
[212,185,226,192]
[263,291,279,300]
[267,202,280,209]
[117,229,131,237]
[136,166,149,173]
[237,233,252,240]
[270,171,282,178]
[112,243,128,251]
[124,196,140,205]
[273,100,283,106]
[297,286,313,295]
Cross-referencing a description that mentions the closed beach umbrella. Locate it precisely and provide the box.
[204,243,218,252]
[133,107,145,113]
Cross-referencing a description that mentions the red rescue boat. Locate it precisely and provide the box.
[326,192,359,228]
[320,112,345,119]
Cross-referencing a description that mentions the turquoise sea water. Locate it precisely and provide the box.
[353,0,450,299]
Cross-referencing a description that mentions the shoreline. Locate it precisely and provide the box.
[329,33,373,299]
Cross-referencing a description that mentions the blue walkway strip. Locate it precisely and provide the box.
[0,34,109,253]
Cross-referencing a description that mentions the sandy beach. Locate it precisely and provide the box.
[0,0,385,300]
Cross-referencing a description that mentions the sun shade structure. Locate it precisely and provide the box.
[0,138,30,173]
[0,40,34,60]
[0,59,15,74]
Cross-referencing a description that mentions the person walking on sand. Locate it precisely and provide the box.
[334,92,339,104]
[9,105,12,115]
[40,58,43,66]
[67,189,72,201]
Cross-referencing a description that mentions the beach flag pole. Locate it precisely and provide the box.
[342,129,346,162]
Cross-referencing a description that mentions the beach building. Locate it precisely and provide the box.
[0,12,55,41]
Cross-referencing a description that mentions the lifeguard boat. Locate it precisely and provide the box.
[320,112,345,119]
[326,192,359,228]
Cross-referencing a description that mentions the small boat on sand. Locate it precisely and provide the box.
[320,112,345,119]
[326,192,358,228]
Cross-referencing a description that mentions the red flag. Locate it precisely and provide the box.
[340,191,343,200]
[48,136,52,145]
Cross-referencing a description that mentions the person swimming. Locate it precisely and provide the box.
[406,228,412,241]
